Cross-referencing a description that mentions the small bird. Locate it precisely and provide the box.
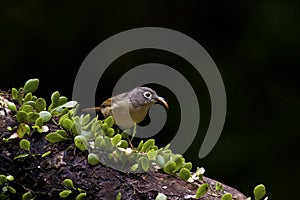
[83,87,168,128]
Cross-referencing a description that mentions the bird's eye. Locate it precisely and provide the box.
[143,91,152,99]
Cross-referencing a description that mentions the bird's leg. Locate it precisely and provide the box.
[126,123,137,149]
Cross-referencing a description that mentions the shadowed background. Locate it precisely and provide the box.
[1,1,299,199]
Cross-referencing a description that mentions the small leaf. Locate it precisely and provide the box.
[14,153,29,160]
[254,184,266,200]
[16,111,28,123]
[23,78,39,94]
[88,153,100,165]
[76,192,87,200]
[56,130,69,137]
[61,118,74,131]
[17,123,29,138]
[155,193,167,200]
[74,135,88,151]
[59,96,68,106]
[141,139,155,152]
[59,190,72,198]
[171,154,184,173]
[163,160,176,174]
[183,162,192,171]
[131,164,138,171]
[118,140,128,148]
[57,101,78,109]
[138,157,150,172]
[6,175,14,181]
[195,183,209,198]
[35,117,44,128]
[222,193,232,200]
[104,116,114,128]
[23,100,36,108]
[0,175,7,185]
[7,101,17,112]
[21,105,33,113]
[156,155,166,168]
[45,132,69,143]
[63,179,75,189]
[137,140,144,151]
[27,112,40,123]
[20,139,30,151]
[111,134,122,145]
[39,111,52,122]
[23,93,33,103]
[35,98,46,112]
[42,151,51,158]
[147,149,158,160]
[115,192,121,200]
[11,88,18,100]
[6,186,16,194]
[179,168,191,181]
[22,191,33,200]
[48,91,60,110]
[106,128,115,137]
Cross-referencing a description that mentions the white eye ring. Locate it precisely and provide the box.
[143,91,152,99]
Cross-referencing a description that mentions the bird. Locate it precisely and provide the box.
[83,87,168,129]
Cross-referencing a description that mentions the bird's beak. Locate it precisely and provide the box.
[155,96,169,109]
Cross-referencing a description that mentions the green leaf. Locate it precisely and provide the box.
[163,160,176,174]
[35,117,44,128]
[6,175,14,181]
[21,105,33,113]
[74,135,88,151]
[104,116,114,128]
[156,155,166,168]
[59,190,72,198]
[39,111,52,122]
[254,184,266,200]
[16,111,28,123]
[7,101,17,112]
[171,154,184,173]
[59,96,68,106]
[137,140,144,151]
[147,149,158,160]
[179,168,191,181]
[14,153,29,160]
[27,112,40,123]
[22,191,33,200]
[222,193,232,200]
[88,153,100,165]
[6,186,16,194]
[20,139,30,151]
[23,100,36,108]
[23,92,33,103]
[141,139,155,152]
[118,140,128,148]
[35,98,46,112]
[115,192,121,200]
[11,88,18,100]
[23,78,39,94]
[131,164,138,171]
[106,128,115,137]
[61,118,74,131]
[17,123,29,138]
[195,183,209,198]
[41,151,51,158]
[45,132,69,143]
[138,157,150,172]
[48,91,60,110]
[182,162,192,171]
[63,179,75,190]
[0,175,7,185]
[155,193,167,200]
[76,192,87,200]
[111,134,122,145]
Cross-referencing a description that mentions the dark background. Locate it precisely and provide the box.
[1,1,299,199]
